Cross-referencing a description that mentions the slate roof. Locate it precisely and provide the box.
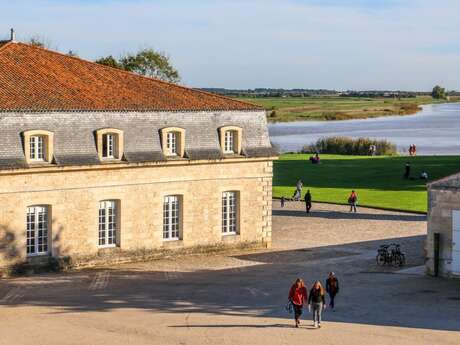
[0,41,276,170]
[0,41,262,112]
[429,172,460,189]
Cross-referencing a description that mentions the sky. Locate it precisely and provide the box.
[0,0,459,90]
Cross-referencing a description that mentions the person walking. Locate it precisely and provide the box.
[308,281,326,328]
[304,190,312,213]
[404,162,411,179]
[281,196,285,208]
[348,190,358,213]
[325,272,339,310]
[288,278,308,328]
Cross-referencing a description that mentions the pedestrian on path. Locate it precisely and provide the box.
[348,190,358,213]
[325,272,339,310]
[304,190,312,213]
[281,196,286,208]
[288,278,308,328]
[308,281,326,328]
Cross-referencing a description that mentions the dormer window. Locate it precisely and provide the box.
[166,131,178,156]
[96,128,124,161]
[23,130,54,164]
[30,135,45,161]
[102,133,116,158]
[219,126,242,155]
[224,130,237,154]
[161,127,186,158]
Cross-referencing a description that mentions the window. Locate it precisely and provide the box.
[22,130,54,164]
[160,127,185,158]
[219,126,242,155]
[96,128,124,161]
[99,200,118,247]
[30,135,45,161]
[26,206,49,256]
[102,133,116,158]
[224,130,236,153]
[163,195,180,240]
[222,191,238,234]
[166,132,178,156]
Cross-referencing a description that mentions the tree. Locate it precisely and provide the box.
[95,55,122,69]
[95,48,180,83]
[432,85,446,99]
[28,36,52,49]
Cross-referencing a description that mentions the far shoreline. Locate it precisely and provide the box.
[236,95,460,123]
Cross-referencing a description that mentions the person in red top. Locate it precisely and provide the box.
[288,278,308,328]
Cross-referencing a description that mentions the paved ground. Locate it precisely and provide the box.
[1,201,460,345]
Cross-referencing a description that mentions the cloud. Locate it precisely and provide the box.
[0,0,459,90]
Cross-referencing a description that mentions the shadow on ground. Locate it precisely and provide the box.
[273,209,427,222]
[1,235,459,332]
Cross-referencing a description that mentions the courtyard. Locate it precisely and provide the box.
[1,201,459,345]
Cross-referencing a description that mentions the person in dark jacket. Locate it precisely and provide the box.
[281,196,286,208]
[304,190,312,213]
[288,278,308,328]
[325,272,339,310]
[404,162,411,179]
[308,281,326,328]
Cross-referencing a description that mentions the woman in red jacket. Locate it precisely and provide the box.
[288,278,308,328]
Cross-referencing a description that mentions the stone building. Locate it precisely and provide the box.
[426,173,460,278]
[0,38,276,271]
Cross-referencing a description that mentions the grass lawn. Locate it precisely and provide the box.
[273,154,460,213]
[237,96,460,122]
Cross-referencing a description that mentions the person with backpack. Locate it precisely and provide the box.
[304,190,312,213]
[288,278,308,328]
[308,281,326,328]
[348,190,358,213]
[325,272,339,310]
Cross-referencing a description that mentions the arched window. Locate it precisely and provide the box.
[160,127,186,158]
[22,130,54,164]
[96,128,124,161]
[219,126,242,155]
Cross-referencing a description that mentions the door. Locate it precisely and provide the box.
[452,210,460,275]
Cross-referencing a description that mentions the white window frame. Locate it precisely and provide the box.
[163,195,181,241]
[29,135,45,161]
[222,191,238,235]
[166,132,178,156]
[102,133,116,159]
[224,130,236,154]
[26,206,49,256]
[98,200,118,248]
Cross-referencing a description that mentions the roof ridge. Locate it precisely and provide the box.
[0,40,13,53]
[12,42,262,111]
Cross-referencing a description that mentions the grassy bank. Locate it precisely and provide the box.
[237,96,460,122]
[273,154,460,213]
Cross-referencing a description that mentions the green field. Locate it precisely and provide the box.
[274,154,460,213]
[238,96,460,122]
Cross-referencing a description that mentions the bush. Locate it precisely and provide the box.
[302,136,397,156]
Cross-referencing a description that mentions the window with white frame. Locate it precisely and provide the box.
[99,200,118,247]
[102,133,116,159]
[26,206,49,256]
[222,191,238,234]
[166,132,178,156]
[29,135,45,161]
[163,195,180,240]
[224,130,236,153]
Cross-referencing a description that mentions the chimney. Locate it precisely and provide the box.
[10,28,16,42]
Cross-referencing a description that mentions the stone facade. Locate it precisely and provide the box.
[0,157,274,270]
[426,173,460,278]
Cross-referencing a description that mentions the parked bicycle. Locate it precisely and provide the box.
[376,243,406,267]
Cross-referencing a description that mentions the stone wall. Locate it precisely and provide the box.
[426,187,460,277]
[0,158,274,270]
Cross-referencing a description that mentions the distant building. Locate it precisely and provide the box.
[426,173,460,278]
[0,37,276,271]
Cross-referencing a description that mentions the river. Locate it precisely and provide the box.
[268,103,460,155]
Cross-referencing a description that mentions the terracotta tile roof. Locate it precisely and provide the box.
[0,41,262,112]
